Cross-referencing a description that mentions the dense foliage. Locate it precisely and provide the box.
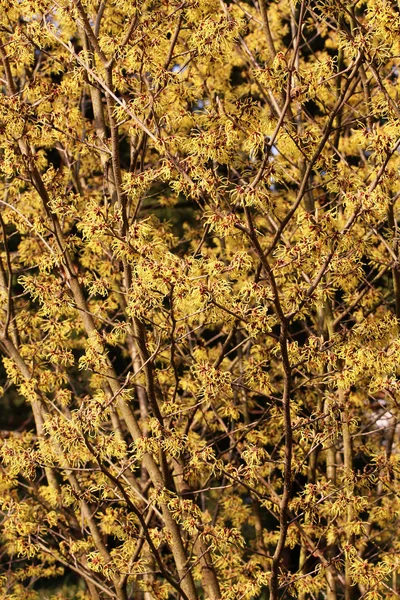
[1,1,400,599]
